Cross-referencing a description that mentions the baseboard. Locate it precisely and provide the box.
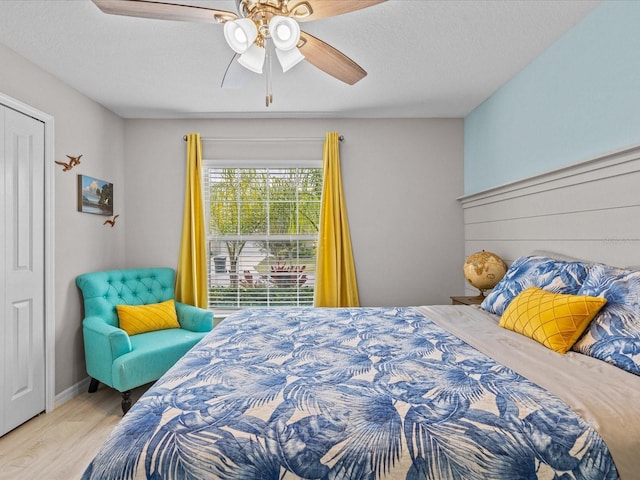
[54,376,90,408]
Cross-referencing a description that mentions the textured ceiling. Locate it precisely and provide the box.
[0,0,601,118]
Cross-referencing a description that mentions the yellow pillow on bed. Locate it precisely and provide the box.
[116,299,180,335]
[499,287,606,354]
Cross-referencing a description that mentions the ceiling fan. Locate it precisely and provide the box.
[91,0,387,106]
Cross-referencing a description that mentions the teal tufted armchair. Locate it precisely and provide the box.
[76,267,213,414]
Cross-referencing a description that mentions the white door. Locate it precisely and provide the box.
[0,106,45,436]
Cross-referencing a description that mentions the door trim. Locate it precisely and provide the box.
[0,92,55,413]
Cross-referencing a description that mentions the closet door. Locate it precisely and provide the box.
[0,106,45,436]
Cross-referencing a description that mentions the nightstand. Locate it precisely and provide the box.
[450,295,484,306]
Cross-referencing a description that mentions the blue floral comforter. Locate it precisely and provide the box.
[82,307,618,480]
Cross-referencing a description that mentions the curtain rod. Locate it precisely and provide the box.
[182,135,344,142]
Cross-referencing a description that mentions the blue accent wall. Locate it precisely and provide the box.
[464,1,640,195]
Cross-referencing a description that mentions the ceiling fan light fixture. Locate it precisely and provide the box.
[238,43,266,74]
[223,18,258,54]
[89,0,383,104]
[275,47,305,72]
[269,16,300,51]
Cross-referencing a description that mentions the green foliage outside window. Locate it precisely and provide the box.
[207,167,322,308]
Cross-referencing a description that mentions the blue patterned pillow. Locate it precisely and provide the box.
[572,264,640,375]
[480,255,589,315]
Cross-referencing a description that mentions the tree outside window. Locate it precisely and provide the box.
[205,166,322,309]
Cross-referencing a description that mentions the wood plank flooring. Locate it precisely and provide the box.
[0,383,150,480]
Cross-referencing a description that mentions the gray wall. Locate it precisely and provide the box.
[0,43,126,397]
[124,118,465,307]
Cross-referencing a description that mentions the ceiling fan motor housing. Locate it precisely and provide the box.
[236,1,312,19]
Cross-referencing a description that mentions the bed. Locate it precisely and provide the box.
[81,255,640,480]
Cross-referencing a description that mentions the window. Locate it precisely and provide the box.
[204,162,322,310]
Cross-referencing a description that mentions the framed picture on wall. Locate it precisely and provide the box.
[77,174,113,216]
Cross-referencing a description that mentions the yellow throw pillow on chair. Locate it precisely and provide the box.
[116,299,180,335]
[499,287,606,354]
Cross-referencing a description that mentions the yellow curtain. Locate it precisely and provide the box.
[314,132,360,307]
[175,133,207,308]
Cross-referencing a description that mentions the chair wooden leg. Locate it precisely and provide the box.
[121,391,132,415]
[88,378,100,393]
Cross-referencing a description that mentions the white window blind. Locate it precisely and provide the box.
[203,163,322,310]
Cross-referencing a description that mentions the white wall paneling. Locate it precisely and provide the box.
[459,144,640,295]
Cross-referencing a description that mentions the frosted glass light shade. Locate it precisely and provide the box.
[238,44,266,74]
[224,18,258,54]
[269,16,300,51]
[275,47,304,72]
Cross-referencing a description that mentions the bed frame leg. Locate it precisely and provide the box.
[88,378,99,393]
[121,391,132,415]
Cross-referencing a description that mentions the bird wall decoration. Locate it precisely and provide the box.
[55,154,82,172]
[103,214,119,227]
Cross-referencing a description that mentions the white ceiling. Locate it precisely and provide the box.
[0,0,601,119]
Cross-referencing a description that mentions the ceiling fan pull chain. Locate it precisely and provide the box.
[269,43,273,105]
[265,37,273,107]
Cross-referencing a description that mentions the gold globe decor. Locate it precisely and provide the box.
[463,250,507,299]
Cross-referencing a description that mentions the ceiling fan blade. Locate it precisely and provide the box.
[298,31,366,85]
[91,0,237,24]
[290,0,387,22]
[221,54,254,89]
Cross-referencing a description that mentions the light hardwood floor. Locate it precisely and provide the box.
[0,383,150,480]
